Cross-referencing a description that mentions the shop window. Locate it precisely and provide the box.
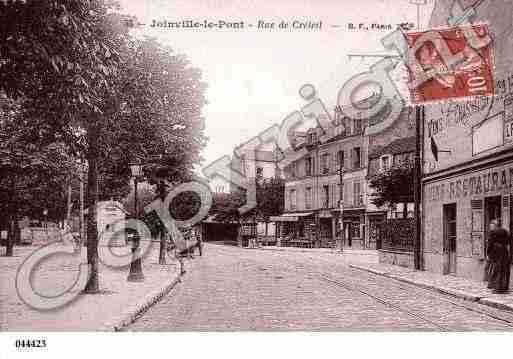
[351,222,361,239]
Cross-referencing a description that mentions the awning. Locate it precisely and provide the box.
[270,212,313,222]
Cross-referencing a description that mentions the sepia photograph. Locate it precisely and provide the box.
[1,0,513,357]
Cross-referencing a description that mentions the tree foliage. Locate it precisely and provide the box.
[0,1,208,292]
[368,163,414,208]
[209,177,285,224]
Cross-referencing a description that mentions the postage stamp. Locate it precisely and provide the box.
[405,24,494,104]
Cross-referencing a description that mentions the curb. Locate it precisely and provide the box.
[259,247,377,256]
[349,264,500,306]
[478,297,513,312]
[101,270,184,331]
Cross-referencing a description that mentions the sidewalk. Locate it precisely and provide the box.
[0,242,183,331]
[350,262,513,312]
[257,245,378,256]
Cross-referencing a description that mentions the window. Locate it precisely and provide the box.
[354,118,363,134]
[307,131,317,145]
[289,162,296,178]
[289,189,297,210]
[321,153,329,174]
[354,182,363,207]
[352,147,361,169]
[380,155,391,171]
[337,150,345,169]
[323,185,330,208]
[305,187,312,209]
[305,157,312,176]
[337,183,344,205]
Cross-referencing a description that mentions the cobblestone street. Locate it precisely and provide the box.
[127,244,513,331]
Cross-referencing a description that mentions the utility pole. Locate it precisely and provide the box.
[413,106,423,270]
[411,0,426,271]
[337,159,345,253]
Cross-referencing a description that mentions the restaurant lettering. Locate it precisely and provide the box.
[428,165,513,202]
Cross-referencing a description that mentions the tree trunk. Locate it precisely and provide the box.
[159,228,166,265]
[13,217,20,245]
[5,218,14,257]
[237,220,242,247]
[84,124,100,294]
[403,202,408,219]
[5,176,16,257]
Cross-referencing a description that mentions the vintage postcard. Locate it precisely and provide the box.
[1,0,513,358]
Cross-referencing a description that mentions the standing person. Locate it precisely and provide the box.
[196,226,203,256]
[486,219,512,293]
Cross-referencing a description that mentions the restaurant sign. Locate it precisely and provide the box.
[427,163,513,202]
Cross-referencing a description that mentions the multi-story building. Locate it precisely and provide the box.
[208,149,279,194]
[279,100,372,249]
[421,0,513,280]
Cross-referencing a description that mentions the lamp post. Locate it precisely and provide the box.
[337,166,345,253]
[128,161,145,282]
[43,208,48,228]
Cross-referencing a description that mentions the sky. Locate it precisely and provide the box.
[116,0,436,170]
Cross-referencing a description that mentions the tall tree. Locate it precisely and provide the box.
[1,2,207,289]
[1,99,78,255]
[1,0,126,291]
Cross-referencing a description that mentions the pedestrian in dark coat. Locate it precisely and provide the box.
[486,220,512,293]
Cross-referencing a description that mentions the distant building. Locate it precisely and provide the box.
[275,95,389,249]
[368,136,416,219]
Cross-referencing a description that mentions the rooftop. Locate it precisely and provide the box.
[369,136,416,159]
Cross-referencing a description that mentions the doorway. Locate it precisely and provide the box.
[343,221,352,247]
[443,203,457,275]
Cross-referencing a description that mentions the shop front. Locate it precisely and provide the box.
[423,160,513,281]
[270,212,316,247]
[341,209,366,249]
[318,210,335,248]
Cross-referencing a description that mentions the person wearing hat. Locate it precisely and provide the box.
[486,219,512,293]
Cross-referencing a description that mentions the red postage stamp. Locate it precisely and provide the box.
[405,24,494,104]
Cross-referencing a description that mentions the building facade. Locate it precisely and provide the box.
[281,108,370,248]
[421,0,513,280]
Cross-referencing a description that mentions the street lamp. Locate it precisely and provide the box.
[337,166,345,253]
[127,161,145,282]
[43,208,48,229]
